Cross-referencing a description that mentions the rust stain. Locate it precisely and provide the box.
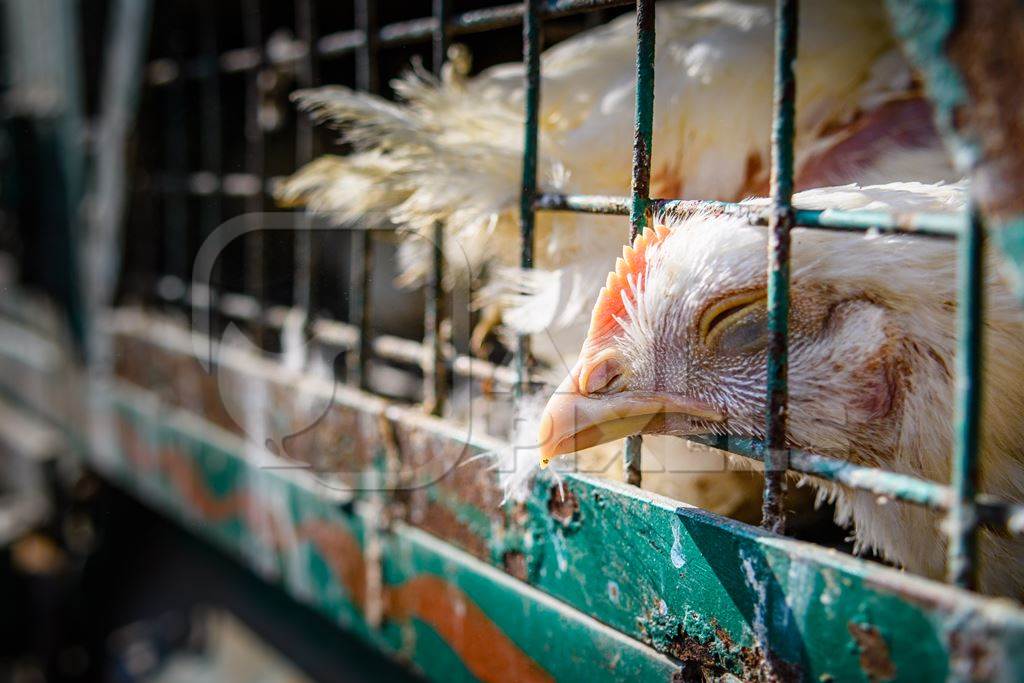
[669,622,803,683]
[847,622,896,683]
[386,575,554,683]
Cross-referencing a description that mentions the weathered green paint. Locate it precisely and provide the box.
[102,383,684,683]
[763,0,799,534]
[87,317,1024,682]
[625,0,656,488]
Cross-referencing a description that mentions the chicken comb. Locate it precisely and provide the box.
[585,223,673,344]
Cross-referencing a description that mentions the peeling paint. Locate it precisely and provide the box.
[669,516,686,569]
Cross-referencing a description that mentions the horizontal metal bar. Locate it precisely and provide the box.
[147,1,637,85]
[537,193,965,238]
[688,434,1024,536]
[155,281,516,387]
[536,193,631,214]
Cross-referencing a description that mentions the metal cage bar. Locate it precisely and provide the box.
[242,0,267,346]
[761,0,798,533]
[624,0,655,488]
[293,0,318,319]
[948,206,985,588]
[197,1,222,332]
[423,0,451,416]
[516,0,543,398]
[349,0,379,390]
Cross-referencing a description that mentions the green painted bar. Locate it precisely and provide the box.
[624,0,655,488]
[763,0,798,534]
[948,207,985,589]
[537,193,966,237]
[516,0,543,398]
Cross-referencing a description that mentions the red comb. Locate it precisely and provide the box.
[585,222,673,345]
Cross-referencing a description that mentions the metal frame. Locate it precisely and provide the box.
[136,0,1003,596]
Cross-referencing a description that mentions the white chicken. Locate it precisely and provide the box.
[279,0,960,519]
[538,180,1024,597]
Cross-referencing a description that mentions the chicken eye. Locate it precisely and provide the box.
[581,356,625,395]
[701,292,768,355]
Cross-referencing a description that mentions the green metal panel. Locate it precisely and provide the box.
[38,316,1019,682]
[101,380,684,683]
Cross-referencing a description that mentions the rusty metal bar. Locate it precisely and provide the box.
[947,206,985,589]
[624,0,655,489]
[242,0,266,346]
[516,0,543,398]
[762,0,798,535]
[423,0,451,416]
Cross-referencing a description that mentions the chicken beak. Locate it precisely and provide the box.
[537,374,724,468]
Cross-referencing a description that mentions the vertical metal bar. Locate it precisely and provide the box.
[294,0,317,319]
[624,0,656,488]
[164,26,188,300]
[424,0,450,415]
[198,0,222,332]
[762,0,798,534]
[243,0,266,345]
[355,0,379,93]
[516,0,542,399]
[947,206,984,589]
[350,0,378,390]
